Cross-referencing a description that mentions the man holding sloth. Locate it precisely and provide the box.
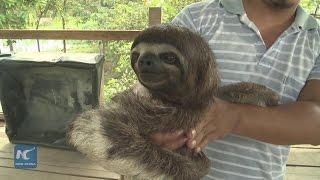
[151,0,320,179]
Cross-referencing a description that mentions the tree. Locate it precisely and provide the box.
[0,0,37,52]
[34,0,56,52]
[301,0,320,16]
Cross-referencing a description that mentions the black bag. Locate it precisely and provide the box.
[0,53,104,149]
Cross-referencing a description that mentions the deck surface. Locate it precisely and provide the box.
[286,144,320,180]
[0,122,319,180]
[0,122,121,180]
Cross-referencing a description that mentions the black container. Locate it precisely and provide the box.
[0,53,104,149]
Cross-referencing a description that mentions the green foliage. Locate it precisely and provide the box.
[144,0,202,22]
[104,40,137,101]
[301,0,320,14]
[0,0,37,29]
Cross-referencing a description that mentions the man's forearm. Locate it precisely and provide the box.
[232,101,320,145]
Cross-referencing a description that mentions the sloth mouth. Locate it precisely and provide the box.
[139,72,166,81]
[139,72,168,88]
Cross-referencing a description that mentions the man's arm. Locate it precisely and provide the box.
[233,79,320,145]
[186,80,320,152]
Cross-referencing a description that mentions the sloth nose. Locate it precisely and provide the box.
[138,54,157,71]
[140,58,153,66]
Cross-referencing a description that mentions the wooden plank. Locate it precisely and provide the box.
[285,174,320,180]
[0,102,3,121]
[0,148,108,173]
[0,125,6,139]
[0,144,119,179]
[0,166,109,180]
[0,7,162,41]
[285,166,320,179]
[292,144,320,149]
[287,148,320,167]
[0,128,121,179]
[99,58,106,104]
[149,7,162,26]
[0,158,119,179]
[0,30,140,40]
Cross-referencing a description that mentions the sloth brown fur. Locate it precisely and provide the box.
[66,24,279,180]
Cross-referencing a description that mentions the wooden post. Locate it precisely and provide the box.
[99,40,107,104]
[149,7,162,26]
[314,4,319,18]
[99,62,106,105]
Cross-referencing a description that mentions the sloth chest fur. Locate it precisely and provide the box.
[103,89,205,135]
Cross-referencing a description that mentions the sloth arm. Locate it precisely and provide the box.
[232,80,320,145]
[66,106,145,177]
[218,82,279,107]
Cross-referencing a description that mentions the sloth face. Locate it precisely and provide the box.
[130,24,219,103]
[131,42,187,94]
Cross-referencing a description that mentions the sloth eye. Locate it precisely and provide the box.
[160,52,179,64]
[131,52,140,63]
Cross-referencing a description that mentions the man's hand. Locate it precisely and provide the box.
[149,130,188,151]
[188,80,320,147]
[186,98,240,153]
[150,79,320,152]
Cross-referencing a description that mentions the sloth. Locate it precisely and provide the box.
[66,24,279,180]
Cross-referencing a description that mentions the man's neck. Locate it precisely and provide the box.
[242,0,297,26]
[242,0,298,48]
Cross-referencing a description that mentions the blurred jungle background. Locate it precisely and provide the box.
[0,0,319,101]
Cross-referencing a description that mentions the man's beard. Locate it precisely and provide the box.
[262,0,299,9]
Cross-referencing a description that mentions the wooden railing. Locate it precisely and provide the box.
[1,7,318,42]
[0,7,161,41]
[0,30,141,41]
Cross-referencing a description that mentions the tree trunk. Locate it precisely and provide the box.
[35,0,51,52]
[62,0,67,53]
[9,40,14,52]
[62,17,66,53]
[36,12,43,52]
[314,4,319,18]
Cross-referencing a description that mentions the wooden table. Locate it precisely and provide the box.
[0,124,121,180]
[286,145,320,180]
[0,122,319,180]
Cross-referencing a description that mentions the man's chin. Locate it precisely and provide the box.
[262,0,298,9]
